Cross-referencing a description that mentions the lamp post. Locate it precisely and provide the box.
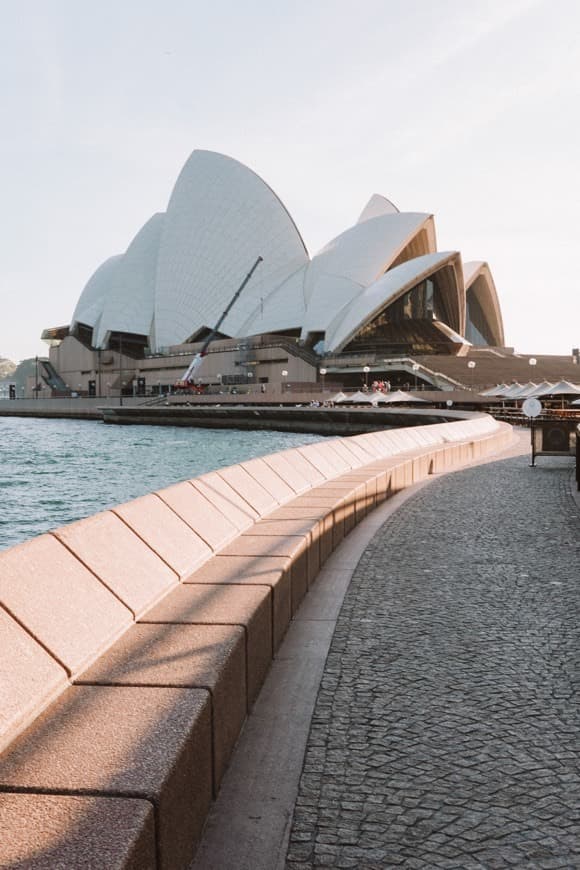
[281,370,288,393]
[247,371,253,392]
[363,365,370,390]
[35,356,39,400]
[319,367,327,393]
[412,363,420,391]
[467,360,476,389]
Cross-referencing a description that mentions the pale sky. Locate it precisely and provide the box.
[0,0,578,363]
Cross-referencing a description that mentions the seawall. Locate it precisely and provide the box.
[0,414,514,868]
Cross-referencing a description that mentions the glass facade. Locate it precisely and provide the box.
[465,288,494,346]
[345,275,458,354]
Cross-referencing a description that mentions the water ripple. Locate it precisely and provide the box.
[0,417,327,551]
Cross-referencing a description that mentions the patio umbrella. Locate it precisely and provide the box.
[342,390,374,403]
[480,384,509,397]
[527,381,554,397]
[533,380,580,396]
[511,382,538,398]
[376,389,428,404]
[329,391,347,403]
[501,383,524,399]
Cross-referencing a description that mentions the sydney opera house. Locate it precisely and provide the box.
[41,149,508,397]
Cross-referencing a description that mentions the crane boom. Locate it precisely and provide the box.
[180,256,263,384]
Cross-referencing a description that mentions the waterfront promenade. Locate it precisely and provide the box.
[193,435,580,869]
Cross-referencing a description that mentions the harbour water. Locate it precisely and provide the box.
[0,417,327,551]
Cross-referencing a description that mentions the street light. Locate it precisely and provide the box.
[467,360,476,389]
[281,370,288,392]
[319,367,327,392]
[412,363,420,390]
[363,365,370,389]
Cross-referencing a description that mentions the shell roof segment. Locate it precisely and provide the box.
[95,214,165,348]
[71,255,123,333]
[325,251,463,353]
[152,150,309,350]
[301,212,434,337]
[357,193,399,223]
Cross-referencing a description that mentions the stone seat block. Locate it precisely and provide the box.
[297,442,347,478]
[140,583,271,708]
[77,623,246,791]
[0,793,156,869]
[185,555,292,651]
[0,607,68,754]
[220,534,309,613]
[113,494,212,579]
[279,447,326,487]
[261,453,313,494]
[239,456,296,504]
[192,472,258,533]
[246,518,321,584]
[0,685,212,870]
[0,534,132,677]
[288,494,348,548]
[265,505,335,564]
[54,510,178,618]
[155,481,239,551]
[217,464,279,516]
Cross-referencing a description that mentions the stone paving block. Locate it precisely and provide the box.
[140,583,271,708]
[113,493,212,579]
[220,535,309,613]
[156,480,239,551]
[0,685,212,870]
[239,456,296,504]
[0,607,68,754]
[217,464,279,516]
[0,792,156,870]
[77,623,245,791]
[0,534,132,676]
[262,452,312,494]
[185,555,291,651]
[54,510,178,618]
[192,472,258,533]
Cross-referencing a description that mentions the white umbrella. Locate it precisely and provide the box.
[527,381,555,397]
[510,382,538,398]
[377,389,428,404]
[342,390,374,403]
[480,384,509,397]
[501,383,524,399]
[330,391,348,403]
[534,380,580,396]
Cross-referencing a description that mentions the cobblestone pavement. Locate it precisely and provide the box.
[285,455,580,869]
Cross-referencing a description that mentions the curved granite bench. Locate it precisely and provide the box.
[0,416,513,869]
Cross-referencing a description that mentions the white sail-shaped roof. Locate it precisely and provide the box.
[237,265,307,337]
[71,255,123,332]
[325,251,462,353]
[301,212,434,337]
[94,214,164,348]
[153,150,309,350]
[463,261,504,346]
[357,194,399,223]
